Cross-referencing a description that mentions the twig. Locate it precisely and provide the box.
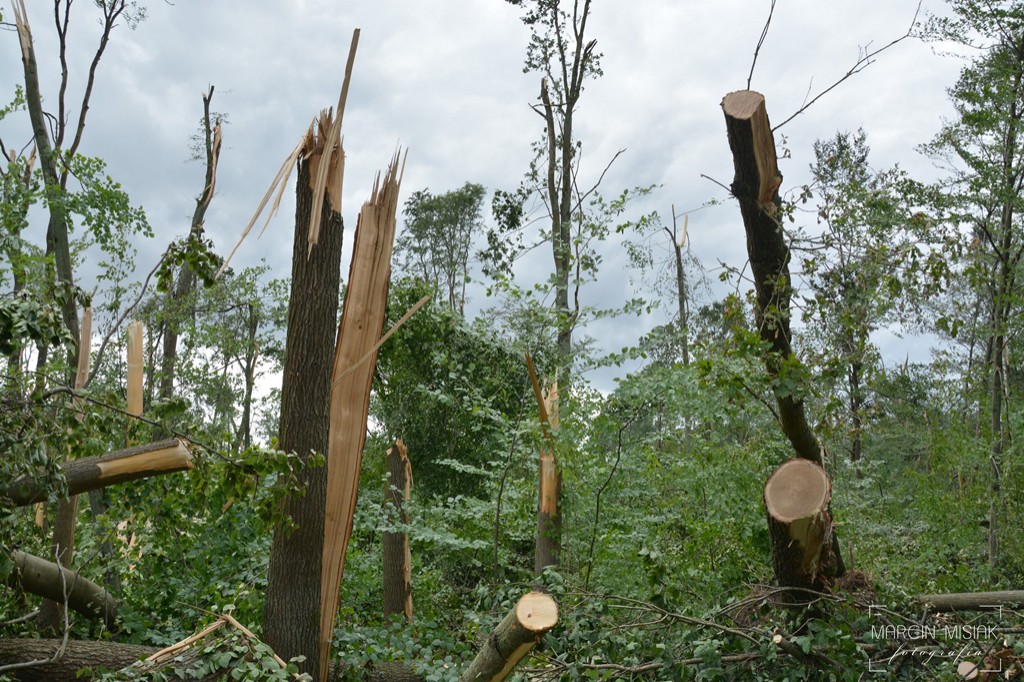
[747,0,777,90]
[772,0,922,131]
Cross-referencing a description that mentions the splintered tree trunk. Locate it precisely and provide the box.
[527,356,560,576]
[382,440,413,623]
[459,592,559,682]
[721,90,844,587]
[262,116,345,682]
[763,459,834,596]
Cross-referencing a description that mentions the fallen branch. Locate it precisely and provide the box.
[4,439,193,507]
[916,590,1024,613]
[7,550,118,630]
[0,639,155,681]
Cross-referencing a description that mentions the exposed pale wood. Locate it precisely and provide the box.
[319,151,405,681]
[126,321,144,416]
[5,440,193,507]
[308,29,359,254]
[459,592,559,682]
[9,550,117,629]
[763,459,833,594]
[916,590,1024,612]
[722,89,846,587]
[721,90,823,466]
[527,354,561,575]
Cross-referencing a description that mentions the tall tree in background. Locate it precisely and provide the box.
[801,130,917,467]
[923,2,1024,573]
[12,0,147,630]
[396,182,485,314]
[494,0,602,388]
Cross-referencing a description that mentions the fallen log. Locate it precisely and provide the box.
[7,550,118,629]
[0,638,154,681]
[916,590,1024,612]
[459,591,558,682]
[3,439,193,507]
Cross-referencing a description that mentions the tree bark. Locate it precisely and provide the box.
[4,439,193,507]
[383,440,413,623]
[0,638,156,681]
[459,592,559,682]
[763,459,835,597]
[8,550,118,630]
[722,90,845,586]
[262,117,345,682]
[916,590,1024,612]
[721,91,823,465]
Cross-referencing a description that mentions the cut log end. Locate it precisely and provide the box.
[764,458,830,523]
[722,90,766,119]
[763,459,834,594]
[515,591,558,633]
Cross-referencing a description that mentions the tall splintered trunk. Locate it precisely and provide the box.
[263,115,345,682]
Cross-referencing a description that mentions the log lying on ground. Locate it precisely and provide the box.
[459,591,558,682]
[764,459,834,596]
[4,439,193,507]
[7,550,118,629]
[0,638,157,681]
[916,590,1024,612]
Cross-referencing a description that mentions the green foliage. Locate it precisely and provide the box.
[98,621,311,681]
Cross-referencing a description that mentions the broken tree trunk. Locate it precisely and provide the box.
[4,439,193,507]
[459,591,559,682]
[38,308,91,630]
[763,459,834,595]
[8,550,118,629]
[262,109,347,682]
[526,354,560,575]
[916,590,1024,612]
[320,149,405,681]
[382,439,413,623]
[721,90,845,586]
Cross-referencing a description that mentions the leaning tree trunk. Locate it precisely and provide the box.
[721,90,845,589]
[262,114,346,682]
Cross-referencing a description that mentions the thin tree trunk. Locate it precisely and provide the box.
[382,440,413,623]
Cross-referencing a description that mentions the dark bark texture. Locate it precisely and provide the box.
[262,151,344,682]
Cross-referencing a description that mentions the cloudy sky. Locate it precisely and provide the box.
[1,0,962,390]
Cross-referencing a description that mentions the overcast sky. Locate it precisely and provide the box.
[1,0,962,391]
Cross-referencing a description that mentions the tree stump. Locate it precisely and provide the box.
[763,459,834,598]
